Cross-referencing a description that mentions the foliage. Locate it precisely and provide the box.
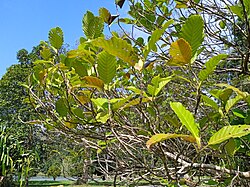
[0,48,49,186]
[23,0,250,186]
[47,164,61,181]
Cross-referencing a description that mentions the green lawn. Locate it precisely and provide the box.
[27,180,115,187]
[27,180,73,186]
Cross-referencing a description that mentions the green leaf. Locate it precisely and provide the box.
[201,95,219,110]
[146,133,196,149]
[82,11,104,39]
[168,38,192,66]
[92,37,138,66]
[127,86,143,95]
[122,97,152,109]
[91,98,108,110]
[225,138,236,156]
[40,47,52,60]
[180,15,204,56]
[208,125,250,145]
[71,61,89,77]
[144,19,174,58]
[225,95,243,113]
[97,51,117,84]
[99,8,118,25]
[55,98,69,117]
[219,20,226,29]
[230,5,243,19]
[219,89,233,103]
[67,48,95,64]
[48,27,64,50]
[170,102,200,147]
[99,7,111,24]
[147,75,172,96]
[232,109,246,118]
[96,112,110,123]
[216,83,249,98]
[198,54,227,82]
[112,95,133,110]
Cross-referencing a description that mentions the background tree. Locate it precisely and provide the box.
[0,47,48,186]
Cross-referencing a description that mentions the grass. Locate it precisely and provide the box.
[26,180,153,187]
[27,180,115,187]
[27,180,73,186]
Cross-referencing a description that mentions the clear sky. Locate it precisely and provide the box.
[0,0,128,77]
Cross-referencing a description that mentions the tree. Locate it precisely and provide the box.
[26,0,250,186]
[0,48,48,186]
[47,164,61,181]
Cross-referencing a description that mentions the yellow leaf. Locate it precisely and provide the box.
[169,38,192,66]
[82,76,104,90]
[64,122,76,128]
[146,133,196,149]
[77,95,89,105]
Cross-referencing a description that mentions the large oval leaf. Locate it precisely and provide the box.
[48,27,64,50]
[97,51,117,84]
[180,15,204,56]
[170,102,200,147]
[168,38,192,66]
[82,11,104,39]
[92,37,138,66]
[146,133,196,149]
[208,125,250,145]
[82,76,104,90]
[55,98,69,117]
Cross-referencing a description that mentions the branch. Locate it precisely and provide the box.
[164,151,250,179]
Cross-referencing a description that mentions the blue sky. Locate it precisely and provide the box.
[0,0,128,77]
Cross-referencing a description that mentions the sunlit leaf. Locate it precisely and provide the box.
[225,95,243,113]
[48,27,64,50]
[230,5,243,19]
[91,98,108,110]
[198,54,227,82]
[180,15,204,56]
[170,102,200,147]
[122,97,152,109]
[92,36,138,66]
[64,122,76,128]
[97,51,117,84]
[216,83,249,98]
[201,95,219,110]
[147,75,172,96]
[67,49,95,64]
[40,47,52,60]
[208,125,250,145]
[99,7,111,24]
[96,112,110,123]
[82,11,104,39]
[146,133,196,149]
